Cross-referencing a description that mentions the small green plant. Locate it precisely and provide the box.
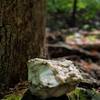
[67,88,100,100]
[2,94,22,100]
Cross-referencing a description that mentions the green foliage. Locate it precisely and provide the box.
[1,94,22,100]
[78,0,100,19]
[47,0,72,13]
[47,0,100,20]
[67,88,100,100]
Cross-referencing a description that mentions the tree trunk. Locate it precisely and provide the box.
[0,0,46,89]
[69,0,78,27]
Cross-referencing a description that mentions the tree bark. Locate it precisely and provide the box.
[0,0,46,89]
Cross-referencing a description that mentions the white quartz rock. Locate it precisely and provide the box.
[27,58,85,98]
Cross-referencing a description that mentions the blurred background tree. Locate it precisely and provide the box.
[47,0,100,29]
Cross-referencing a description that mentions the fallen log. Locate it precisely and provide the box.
[47,42,100,61]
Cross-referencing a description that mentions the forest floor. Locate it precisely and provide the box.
[46,28,100,99]
[47,28,100,89]
[1,28,100,100]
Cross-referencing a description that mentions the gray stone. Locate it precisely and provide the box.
[27,58,96,99]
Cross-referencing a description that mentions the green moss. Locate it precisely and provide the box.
[87,35,96,42]
[67,88,100,100]
[2,94,22,100]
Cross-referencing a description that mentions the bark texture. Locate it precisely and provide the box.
[0,0,46,89]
